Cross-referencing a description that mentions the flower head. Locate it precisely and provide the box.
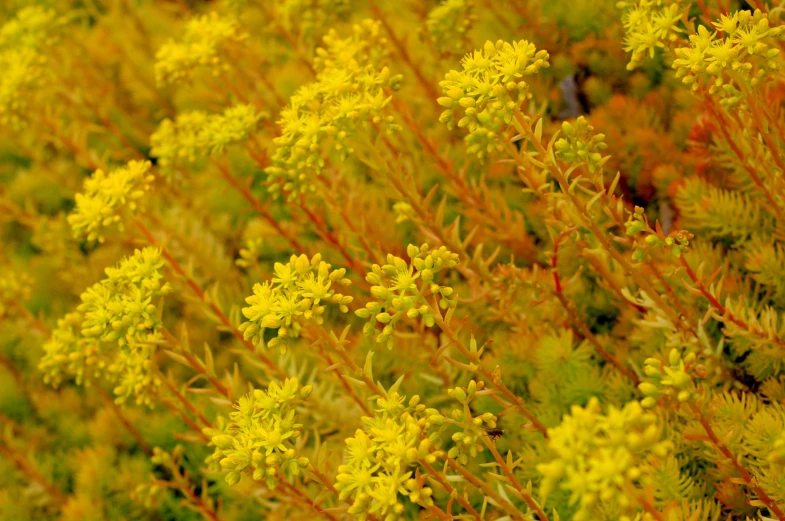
[39,248,171,406]
[238,253,352,352]
[438,39,549,158]
[207,378,311,489]
[266,20,402,200]
[672,8,784,105]
[554,116,609,174]
[619,1,687,70]
[336,393,442,519]
[537,398,672,521]
[0,269,33,320]
[154,12,247,87]
[425,0,474,56]
[150,104,261,178]
[67,161,154,243]
[357,244,459,349]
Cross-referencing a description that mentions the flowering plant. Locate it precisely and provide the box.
[3,1,785,521]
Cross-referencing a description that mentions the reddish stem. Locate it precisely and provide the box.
[679,257,785,349]
[369,0,439,101]
[484,438,549,521]
[214,162,305,253]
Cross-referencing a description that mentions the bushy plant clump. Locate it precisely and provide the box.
[2,1,785,520]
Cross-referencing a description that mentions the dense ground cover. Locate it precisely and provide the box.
[2,1,785,520]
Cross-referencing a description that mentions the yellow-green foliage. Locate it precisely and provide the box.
[5,1,785,521]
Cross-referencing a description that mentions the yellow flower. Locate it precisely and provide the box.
[537,398,671,521]
[150,104,261,178]
[208,378,311,489]
[41,248,171,406]
[357,244,459,349]
[154,12,247,87]
[336,393,440,519]
[438,39,549,157]
[267,20,402,199]
[68,161,154,243]
[425,0,474,55]
[238,253,352,352]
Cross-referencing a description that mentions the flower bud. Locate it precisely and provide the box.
[212,435,234,450]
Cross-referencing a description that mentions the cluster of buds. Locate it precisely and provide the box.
[626,206,693,261]
[440,380,498,464]
[554,116,609,174]
[356,244,459,349]
[639,349,705,408]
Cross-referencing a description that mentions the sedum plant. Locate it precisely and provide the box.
[425,0,475,57]
[150,104,262,179]
[5,1,785,521]
[266,19,402,199]
[438,38,550,158]
[335,392,442,520]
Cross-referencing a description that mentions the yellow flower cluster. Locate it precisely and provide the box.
[438,39,549,158]
[313,19,392,73]
[39,311,99,389]
[276,0,354,46]
[425,0,474,56]
[0,269,33,319]
[39,247,171,406]
[0,48,48,129]
[0,5,61,51]
[150,104,261,177]
[639,348,700,408]
[618,0,685,70]
[626,205,693,261]
[154,12,247,87]
[0,6,61,129]
[440,380,498,464]
[537,397,672,521]
[356,244,459,350]
[238,253,352,352]
[336,393,442,521]
[208,378,312,488]
[266,19,402,200]
[672,9,784,106]
[554,116,609,174]
[67,160,154,243]
[0,48,44,129]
